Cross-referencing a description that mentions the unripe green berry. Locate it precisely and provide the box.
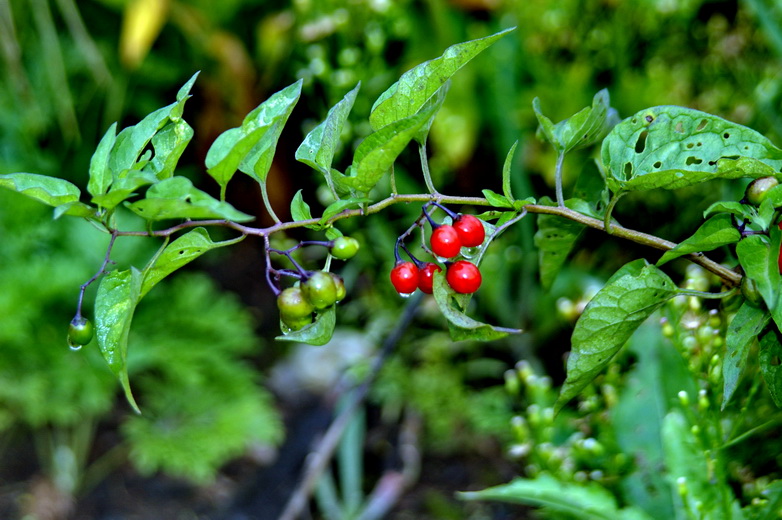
[330,273,346,301]
[281,314,314,331]
[302,271,338,310]
[68,315,94,346]
[745,176,779,206]
[277,287,315,319]
[330,236,360,260]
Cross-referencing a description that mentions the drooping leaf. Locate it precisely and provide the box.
[290,190,313,223]
[344,107,436,193]
[432,271,521,342]
[126,177,254,222]
[140,228,245,299]
[482,189,513,208]
[723,303,770,409]
[759,329,782,408]
[275,306,336,346]
[662,410,743,518]
[601,106,782,194]
[296,82,360,179]
[657,214,741,265]
[703,201,755,220]
[535,198,586,289]
[88,122,118,197]
[502,140,519,201]
[0,173,96,218]
[458,473,653,520]
[533,89,619,155]
[369,27,514,131]
[556,260,677,412]
[736,231,782,328]
[206,80,302,191]
[145,119,194,180]
[95,268,143,413]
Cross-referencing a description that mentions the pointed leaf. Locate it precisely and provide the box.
[145,119,194,180]
[369,27,514,131]
[88,122,118,197]
[556,260,677,411]
[296,83,360,175]
[91,171,158,210]
[126,177,254,222]
[320,197,371,223]
[95,268,143,413]
[601,106,782,194]
[0,173,95,218]
[704,201,754,220]
[723,303,770,408]
[535,198,586,289]
[657,214,741,265]
[534,89,619,155]
[482,189,513,208]
[140,227,244,298]
[736,232,782,327]
[432,271,521,341]
[502,141,519,200]
[275,306,336,346]
[290,189,313,223]
[759,329,782,408]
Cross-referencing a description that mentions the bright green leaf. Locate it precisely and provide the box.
[369,27,514,131]
[126,177,254,222]
[275,306,336,346]
[91,171,158,210]
[296,83,360,176]
[482,189,513,208]
[95,268,143,413]
[0,173,96,220]
[657,214,741,265]
[88,122,118,197]
[145,119,194,180]
[723,303,770,409]
[556,260,677,412]
[601,106,782,194]
[736,232,782,326]
[759,329,782,408]
[703,201,754,220]
[534,89,619,155]
[290,190,313,223]
[140,228,245,299]
[502,141,518,201]
[535,200,586,289]
[320,197,371,223]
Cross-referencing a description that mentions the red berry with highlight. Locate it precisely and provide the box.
[417,263,442,294]
[446,260,482,294]
[430,225,462,258]
[454,214,485,247]
[390,262,419,294]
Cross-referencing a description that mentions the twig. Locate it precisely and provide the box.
[277,293,423,520]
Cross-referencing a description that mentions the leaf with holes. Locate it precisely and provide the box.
[657,214,741,265]
[723,303,770,409]
[555,260,677,412]
[533,89,620,155]
[601,106,782,195]
[140,228,245,299]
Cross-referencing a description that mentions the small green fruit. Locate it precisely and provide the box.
[745,176,779,206]
[68,315,94,346]
[277,287,315,319]
[330,236,360,260]
[302,271,338,310]
[330,273,346,301]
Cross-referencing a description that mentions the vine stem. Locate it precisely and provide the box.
[108,194,742,287]
[76,230,119,315]
[554,151,565,208]
[419,142,438,195]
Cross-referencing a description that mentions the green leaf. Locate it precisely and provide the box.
[140,228,244,299]
[482,188,513,208]
[275,306,336,346]
[88,122,118,197]
[601,106,782,194]
[320,197,371,223]
[502,141,519,201]
[344,107,436,193]
[0,173,96,218]
[290,190,313,223]
[458,474,653,520]
[296,83,360,177]
[95,268,143,413]
[109,72,198,176]
[533,89,619,154]
[556,260,677,412]
[736,232,782,326]
[535,199,586,289]
[206,80,302,190]
[759,329,782,408]
[126,177,254,222]
[432,271,521,341]
[662,410,743,518]
[239,80,303,184]
[369,27,514,131]
[657,214,741,265]
[723,303,770,409]
[145,119,194,180]
[91,171,158,210]
[703,201,754,220]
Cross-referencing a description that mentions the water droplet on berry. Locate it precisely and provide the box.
[67,338,83,351]
[460,246,479,259]
[398,291,413,299]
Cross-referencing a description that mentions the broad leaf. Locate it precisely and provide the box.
[369,27,514,131]
[206,80,302,190]
[458,474,653,520]
[320,197,371,223]
[533,89,619,154]
[736,231,782,329]
[126,177,254,222]
[275,306,336,346]
[723,303,770,409]
[601,106,782,194]
[145,119,194,180]
[657,214,741,265]
[482,188,513,209]
[140,228,245,298]
[88,122,118,197]
[759,329,782,408]
[0,173,96,218]
[344,107,436,193]
[704,201,755,220]
[95,268,143,413]
[535,198,586,289]
[290,190,313,223]
[91,171,158,210]
[296,83,360,176]
[556,260,677,412]
[432,271,521,341]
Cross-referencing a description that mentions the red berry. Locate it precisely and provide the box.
[390,261,419,294]
[453,215,485,247]
[417,262,442,294]
[430,225,462,258]
[446,260,482,294]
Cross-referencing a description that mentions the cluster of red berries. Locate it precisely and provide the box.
[390,207,486,296]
